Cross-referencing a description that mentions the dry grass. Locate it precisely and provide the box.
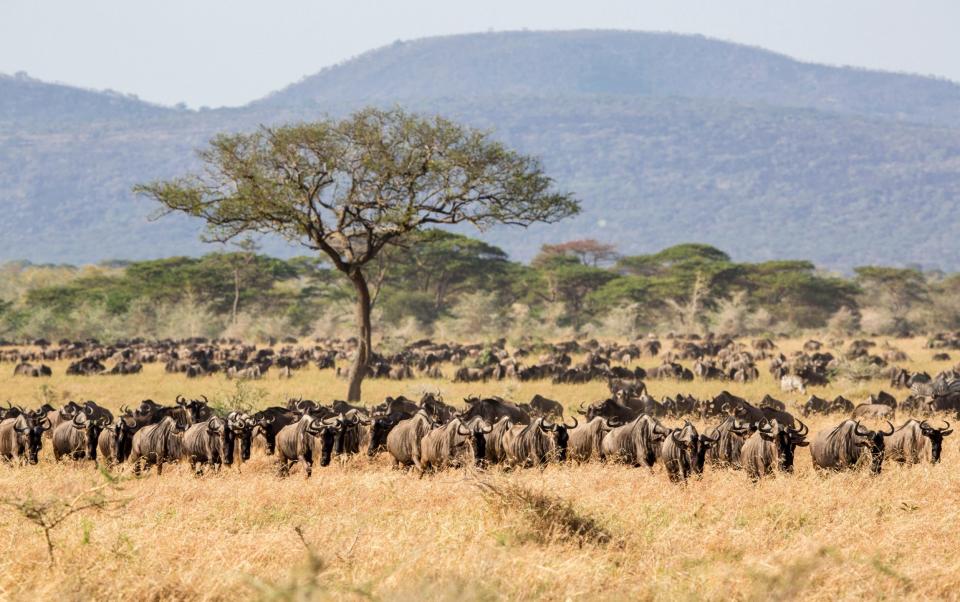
[0,336,957,600]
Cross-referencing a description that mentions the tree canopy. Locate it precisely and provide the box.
[135,108,579,399]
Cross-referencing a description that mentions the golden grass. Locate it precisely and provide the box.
[0,336,957,601]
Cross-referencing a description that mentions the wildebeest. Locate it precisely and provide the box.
[659,422,718,482]
[419,416,491,472]
[601,415,670,467]
[729,397,796,428]
[505,416,578,467]
[704,416,752,469]
[0,412,51,464]
[527,394,564,419]
[385,410,435,469]
[810,420,895,474]
[13,362,52,377]
[568,417,617,463]
[52,408,110,462]
[460,396,531,425]
[129,416,188,475]
[884,419,952,464]
[483,416,515,465]
[98,413,139,465]
[180,416,234,473]
[578,397,639,423]
[275,414,336,477]
[251,406,299,454]
[852,403,895,421]
[740,419,809,480]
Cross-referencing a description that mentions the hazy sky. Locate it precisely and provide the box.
[2,0,958,108]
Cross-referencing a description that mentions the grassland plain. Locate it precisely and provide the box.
[0,336,958,601]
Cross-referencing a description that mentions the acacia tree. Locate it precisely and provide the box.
[135,108,579,400]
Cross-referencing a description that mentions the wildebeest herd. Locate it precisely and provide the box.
[0,381,955,482]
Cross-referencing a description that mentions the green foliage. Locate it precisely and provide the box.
[2,235,960,339]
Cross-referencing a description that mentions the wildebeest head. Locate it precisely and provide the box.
[72,406,109,461]
[205,416,234,466]
[919,420,953,463]
[756,418,809,472]
[854,420,896,474]
[307,416,342,467]
[692,430,720,475]
[177,395,212,423]
[227,411,256,462]
[457,416,494,466]
[420,392,456,423]
[537,415,578,461]
[367,414,399,457]
[15,413,50,464]
[109,413,138,463]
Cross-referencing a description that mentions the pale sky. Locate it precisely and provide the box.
[2,0,958,108]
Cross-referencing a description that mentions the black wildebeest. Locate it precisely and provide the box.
[810,420,895,474]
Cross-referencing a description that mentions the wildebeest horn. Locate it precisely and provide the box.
[176,395,186,405]
[84,405,94,416]
[564,416,578,429]
[480,422,494,434]
[793,419,808,436]
[853,421,870,437]
[200,395,209,405]
[72,414,87,428]
[457,423,472,436]
[881,421,895,436]
[605,418,621,428]
[671,429,683,444]
[539,418,556,432]
[701,431,720,443]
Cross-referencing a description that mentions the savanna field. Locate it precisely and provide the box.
[2,336,960,601]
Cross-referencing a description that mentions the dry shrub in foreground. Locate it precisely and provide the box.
[476,476,612,546]
[1,468,128,566]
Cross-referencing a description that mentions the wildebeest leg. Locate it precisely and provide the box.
[300,454,312,478]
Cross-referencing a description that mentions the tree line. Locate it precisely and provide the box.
[1,233,954,344]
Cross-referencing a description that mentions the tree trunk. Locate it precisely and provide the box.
[232,267,241,325]
[346,270,372,402]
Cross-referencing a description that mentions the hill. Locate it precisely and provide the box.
[2,30,960,269]
[259,30,960,126]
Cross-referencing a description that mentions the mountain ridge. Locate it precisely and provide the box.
[2,30,960,270]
